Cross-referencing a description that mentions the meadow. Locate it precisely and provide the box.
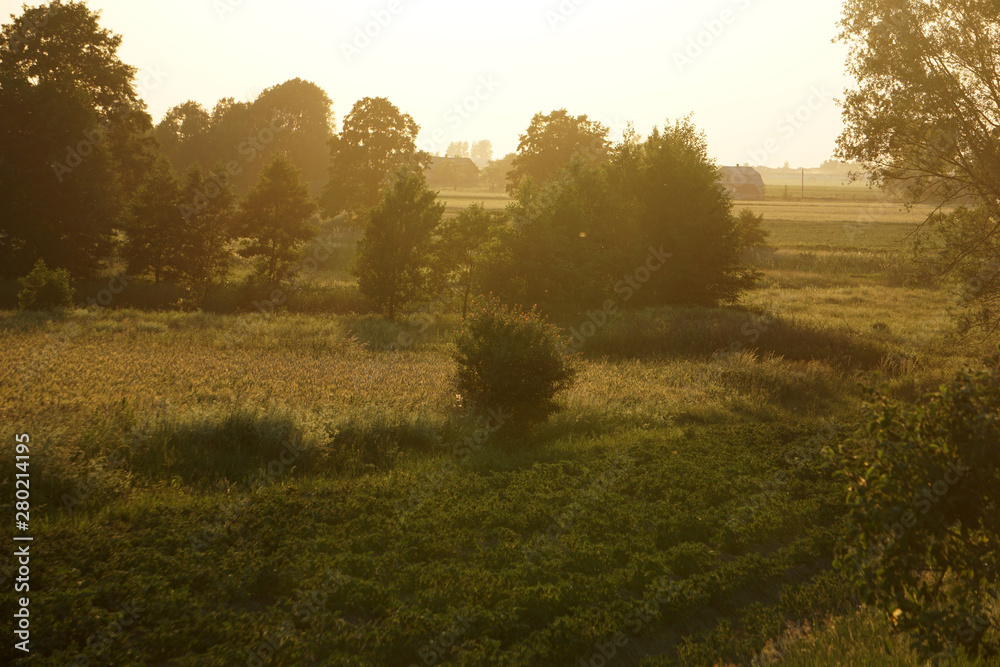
[0,185,995,666]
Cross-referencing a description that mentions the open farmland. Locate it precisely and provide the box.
[1,194,994,666]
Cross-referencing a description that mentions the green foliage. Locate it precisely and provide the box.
[830,352,1000,659]
[176,164,237,298]
[16,258,75,310]
[431,204,506,319]
[837,1,1000,331]
[156,80,333,197]
[353,170,444,320]
[736,207,771,249]
[122,158,185,283]
[508,108,609,194]
[618,117,758,306]
[479,158,632,317]
[322,97,430,221]
[453,297,576,432]
[237,153,318,284]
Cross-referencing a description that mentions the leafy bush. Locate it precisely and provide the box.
[829,351,1000,659]
[17,259,75,310]
[735,208,771,249]
[453,297,576,433]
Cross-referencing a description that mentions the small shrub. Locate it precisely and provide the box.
[736,208,771,249]
[17,259,75,311]
[453,297,576,433]
[829,351,1000,660]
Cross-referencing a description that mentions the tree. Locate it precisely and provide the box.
[617,118,757,306]
[237,154,318,283]
[0,72,119,278]
[322,97,429,222]
[432,204,506,319]
[478,158,630,317]
[830,352,1000,660]
[155,101,212,175]
[470,139,493,168]
[17,259,75,311]
[252,78,334,196]
[735,208,771,250]
[836,1,1000,330]
[481,153,516,191]
[446,140,470,158]
[353,171,444,320]
[0,0,154,277]
[508,109,609,194]
[122,159,184,284]
[178,165,236,295]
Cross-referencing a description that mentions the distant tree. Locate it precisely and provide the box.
[237,154,318,283]
[322,97,430,223]
[470,139,493,168]
[155,101,212,174]
[446,141,470,158]
[432,204,506,319]
[0,0,155,277]
[353,171,444,320]
[178,165,236,295]
[122,159,185,284]
[735,208,771,250]
[481,153,516,191]
[508,109,610,194]
[252,78,334,196]
[837,1,1000,330]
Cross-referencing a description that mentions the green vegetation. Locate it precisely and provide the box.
[453,298,576,433]
[16,259,75,311]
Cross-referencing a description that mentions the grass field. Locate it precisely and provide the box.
[1,188,995,665]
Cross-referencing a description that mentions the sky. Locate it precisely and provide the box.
[1,0,855,168]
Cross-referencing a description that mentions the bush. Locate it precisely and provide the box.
[829,351,1000,660]
[17,259,75,310]
[453,297,576,433]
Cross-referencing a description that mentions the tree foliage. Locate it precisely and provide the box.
[322,97,429,222]
[0,0,155,278]
[830,352,1000,660]
[122,158,185,284]
[17,258,75,311]
[453,297,576,434]
[432,204,506,319]
[836,0,1000,330]
[508,109,609,194]
[353,171,444,320]
[237,154,318,284]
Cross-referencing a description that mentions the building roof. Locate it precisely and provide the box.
[719,165,765,189]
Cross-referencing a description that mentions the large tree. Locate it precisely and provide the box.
[321,97,430,222]
[237,154,318,284]
[154,101,213,176]
[122,158,184,284]
[507,109,610,194]
[178,165,236,295]
[353,171,444,320]
[0,0,156,277]
[837,0,1000,330]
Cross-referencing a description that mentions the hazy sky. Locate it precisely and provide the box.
[2,0,854,167]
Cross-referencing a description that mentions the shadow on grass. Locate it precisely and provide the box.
[579,306,896,372]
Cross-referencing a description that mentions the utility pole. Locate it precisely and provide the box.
[801,167,805,200]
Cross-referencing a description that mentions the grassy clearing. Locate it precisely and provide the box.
[0,194,993,665]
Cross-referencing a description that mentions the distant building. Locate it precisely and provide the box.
[719,166,765,200]
[425,156,480,189]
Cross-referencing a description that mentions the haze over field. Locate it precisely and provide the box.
[4,0,853,168]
